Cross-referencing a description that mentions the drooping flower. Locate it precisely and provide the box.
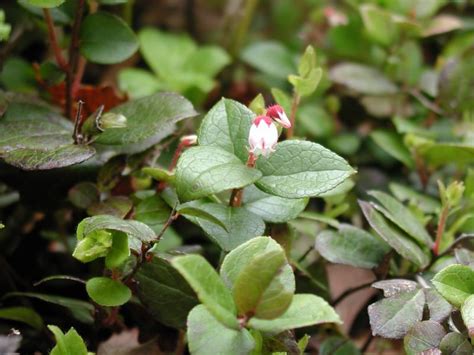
[266,104,291,128]
[248,115,279,156]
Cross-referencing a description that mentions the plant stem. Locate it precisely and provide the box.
[229,152,256,207]
[123,207,179,285]
[42,9,68,71]
[123,0,135,26]
[73,100,84,144]
[175,329,186,355]
[286,92,300,139]
[433,205,449,256]
[66,0,85,120]
[157,136,196,191]
[330,281,374,307]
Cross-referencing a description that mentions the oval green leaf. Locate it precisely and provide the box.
[80,12,138,64]
[171,254,239,329]
[432,264,474,308]
[86,277,131,307]
[255,140,355,199]
[175,146,262,202]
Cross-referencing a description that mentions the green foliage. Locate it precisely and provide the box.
[255,140,355,198]
[175,146,262,201]
[48,325,88,355]
[0,307,43,330]
[119,28,230,101]
[173,237,340,353]
[432,264,474,308]
[1,0,474,353]
[85,277,131,307]
[80,12,138,64]
[25,0,65,8]
[316,224,390,269]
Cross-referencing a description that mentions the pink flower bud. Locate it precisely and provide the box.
[248,115,278,156]
[266,104,291,128]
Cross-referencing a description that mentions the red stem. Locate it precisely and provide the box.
[433,206,449,256]
[157,137,196,191]
[66,0,86,120]
[286,92,300,139]
[42,8,68,71]
[229,152,256,207]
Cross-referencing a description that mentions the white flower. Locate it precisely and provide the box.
[266,104,291,128]
[248,115,279,156]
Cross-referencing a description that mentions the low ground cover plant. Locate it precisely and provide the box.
[0,0,473,353]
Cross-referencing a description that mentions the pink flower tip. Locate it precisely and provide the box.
[266,104,291,128]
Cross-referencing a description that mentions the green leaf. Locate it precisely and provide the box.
[438,54,474,115]
[233,246,287,318]
[182,46,231,78]
[404,320,445,355]
[432,264,474,308]
[175,146,262,201]
[68,182,99,209]
[104,232,130,268]
[424,288,452,323]
[248,294,341,333]
[372,279,419,298]
[329,63,398,95]
[368,289,425,339]
[198,98,255,163]
[288,67,322,97]
[221,237,295,319]
[241,41,296,80]
[182,201,265,251]
[360,4,399,46]
[187,305,255,355]
[298,45,317,77]
[0,307,43,329]
[439,332,473,354]
[242,185,308,223]
[0,57,36,93]
[118,68,163,99]
[80,12,138,64]
[48,325,88,355]
[98,0,128,4]
[248,94,265,115]
[138,28,229,93]
[315,224,390,269]
[461,294,474,339]
[75,215,156,253]
[177,202,228,231]
[139,28,196,79]
[25,0,64,8]
[87,196,133,218]
[368,190,433,247]
[0,121,95,170]
[359,201,430,268]
[72,229,113,263]
[255,140,355,199]
[419,143,474,168]
[171,254,239,329]
[142,167,175,184]
[389,182,440,214]
[135,257,198,328]
[134,195,171,233]
[4,292,93,324]
[370,130,415,169]
[95,92,197,153]
[85,277,131,307]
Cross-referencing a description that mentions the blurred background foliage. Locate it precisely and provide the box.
[1,0,474,353]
